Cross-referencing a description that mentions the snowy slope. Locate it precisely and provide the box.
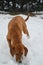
[0,14,43,65]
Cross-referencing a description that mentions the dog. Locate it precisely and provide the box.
[6,15,29,63]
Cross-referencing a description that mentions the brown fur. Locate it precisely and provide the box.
[6,16,29,62]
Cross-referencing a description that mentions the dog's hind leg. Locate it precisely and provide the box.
[23,22,29,37]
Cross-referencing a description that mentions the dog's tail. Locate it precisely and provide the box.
[25,14,30,22]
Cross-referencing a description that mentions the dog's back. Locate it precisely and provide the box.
[7,16,23,41]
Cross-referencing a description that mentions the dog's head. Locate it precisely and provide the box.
[11,42,28,63]
[14,44,24,63]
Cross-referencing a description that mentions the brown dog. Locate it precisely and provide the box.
[6,15,29,63]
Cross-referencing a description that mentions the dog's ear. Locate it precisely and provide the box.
[10,44,16,56]
[24,46,28,56]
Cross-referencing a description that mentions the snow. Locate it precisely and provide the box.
[0,13,43,65]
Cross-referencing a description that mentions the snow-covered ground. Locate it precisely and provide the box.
[0,13,43,65]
